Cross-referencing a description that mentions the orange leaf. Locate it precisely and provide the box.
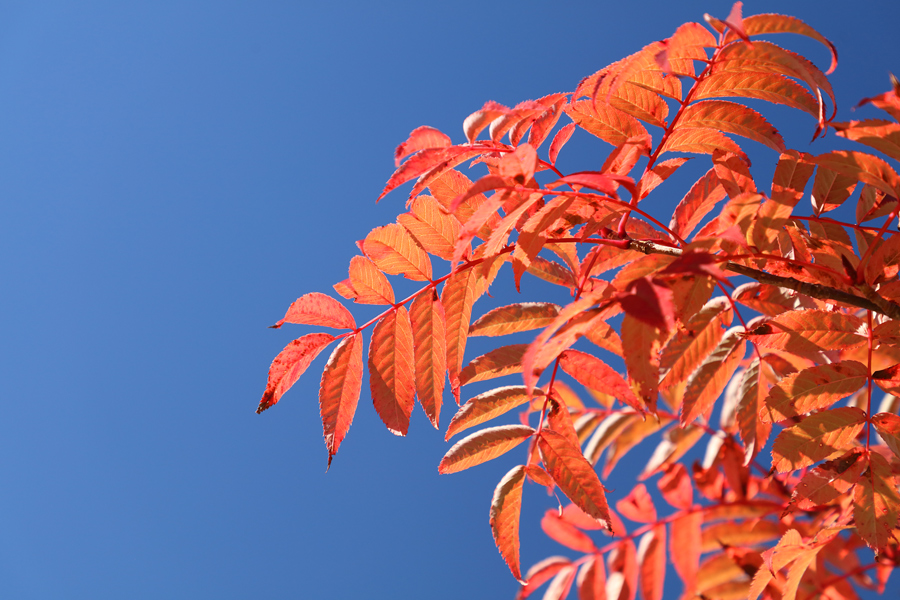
[681,328,745,425]
[872,412,900,459]
[542,565,577,600]
[854,452,900,551]
[771,406,867,473]
[835,119,900,162]
[678,100,785,152]
[621,313,662,414]
[548,122,576,165]
[379,146,482,201]
[790,448,865,510]
[394,125,452,167]
[658,127,748,163]
[657,463,692,510]
[363,223,432,281]
[347,255,395,305]
[397,194,461,261]
[490,464,527,582]
[576,556,607,600]
[637,525,666,600]
[559,349,643,413]
[446,385,540,441]
[742,310,867,360]
[811,165,858,214]
[636,157,691,200]
[538,429,611,528]
[459,343,529,386]
[735,358,773,463]
[258,333,336,413]
[518,557,572,600]
[369,307,416,436]
[616,483,657,523]
[669,168,727,239]
[442,266,484,402]
[463,100,510,142]
[752,150,816,250]
[564,100,652,149]
[814,150,900,199]
[438,424,534,474]
[763,360,868,423]
[692,71,819,118]
[607,540,638,600]
[469,303,562,337]
[670,511,702,594]
[409,290,446,429]
[541,509,598,553]
[660,296,732,388]
[725,13,838,74]
[271,292,356,330]
[318,333,364,467]
[428,169,501,237]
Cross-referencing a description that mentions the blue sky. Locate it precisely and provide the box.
[0,1,898,598]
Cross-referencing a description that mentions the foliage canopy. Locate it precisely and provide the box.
[260,3,900,598]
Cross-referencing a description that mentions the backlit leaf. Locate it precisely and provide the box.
[258,333,336,413]
[446,386,539,441]
[771,406,867,472]
[791,448,865,510]
[459,343,529,386]
[470,303,562,338]
[670,512,701,594]
[543,565,578,600]
[363,223,433,281]
[464,100,509,142]
[319,333,363,467]
[518,557,572,600]
[538,429,611,528]
[724,13,838,74]
[658,127,749,163]
[660,296,731,388]
[576,556,607,600]
[438,424,534,474]
[397,194,461,261]
[669,168,727,239]
[814,151,900,199]
[833,119,900,161]
[442,266,484,401]
[490,465,527,582]
[872,412,900,459]
[681,327,745,425]
[735,358,773,463]
[394,126,452,166]
[548,122,576,165]
[811,165,858,214]
[541,509,597,553]
[763,360,868,423]
[615,483,657,523]
[369,307,416,436]
[742,310,867,359]
[854,451,900,551]
[677,100,785,152]
[637,525,666,600]
[657,463,692,510]
[271,292,356,330]
[873,362,900,396]
[347,255,395,305]
[409,290,446,429]
[692,71,819,118]
[559,349,643,413]
[565,100,652,149]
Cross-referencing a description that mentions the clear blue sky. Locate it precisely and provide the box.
[0,1,897,598]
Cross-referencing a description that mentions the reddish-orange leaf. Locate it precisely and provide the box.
[616,483,657,523]
[763,360,868,423]
[438,424,534,474]
[542,565,578,600]
[394,125,452,167]
[347,255,395,305]
[814,151,900,199]
[621,314,661,414]
[873,362,900,396]
[576,556,607,600]
[409,290,446,429]
[397,194,460,261]
[636,157,691,200]
[742,310,867,360]
[833,119,900,161]
[669,168,727,239]
[607,539,638,600]
[693,70,820,119]
[711,150,756,199]
[469,303,562,337]
[319,333,364,467]
[872,412,900,459]
[856,73,900,121]
[678,100,785,152]
[541,509,598,553]
[660,296,731,388]
[854,451,900,551]
[517,557,573,600]
[658,127,749,163]
[459,343,529,386]
[670,511,702,594]
[524,464,554,488]
[428,168,500,237]
[528,96,567,149]
[637,525,666,600]
[548,122,576,165]
[725,13,838,74]
[446,386,539,441]
[790,448,865,510]
[735,358,773,463]
[258,333,336,414]
[538,429,611,528]
[657,463,693,510]
[442,266,484,401]
[752,150,816,250]
[271,292,356,330]
[811,165,858,214]
[464,100,510,143]
[731,282,797,316]
[565,100,652,149]
[771,406,867,473]
[640,423,704,478]
[362,223,432,282]
[681,328,745,425]
[379,146,480,201]
[489,99,545,143]
[369,307,416,436]
[490,464,527,582]
[559,349,643,413]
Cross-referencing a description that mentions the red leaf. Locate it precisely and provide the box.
[725,13,838,74]
[677,100,785,152]
[446,385,540,441]
[659,127,749,164]
[548,122,576,165]
[763,360,868,423]
[369,307,416,436]
[442,266,484,402]
[394,125,452,167]
[518,557,572,600]
[616,277,675,334]
[657,463,693,510]
[576,556,607,600]
[564,100,652,150]
[670,511,701,594]
[637,525,666,600]
[258,333,336,413]
[469,303,562,337]
[362,223,433,282]
[558,349,643,413]
[669,168,727,239]
[463,100,510,143]
[397,194,461,261]
[872,412,900,459]
[459,343,529,386]
[615,483,657,523]
[538,429,611,528]
[693,71,820,118]
[742,310,867,359]
[498,143,539,183]
[347,255,395,305]
[319,333,364,467]
[490,464,527,582]
[854,452,900,551]
[409,290,446,429]
[541,509,598,553]
[271,292,356,330]
[771,406,867,473]
[814,151,900,199]
[438,425,534,474]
